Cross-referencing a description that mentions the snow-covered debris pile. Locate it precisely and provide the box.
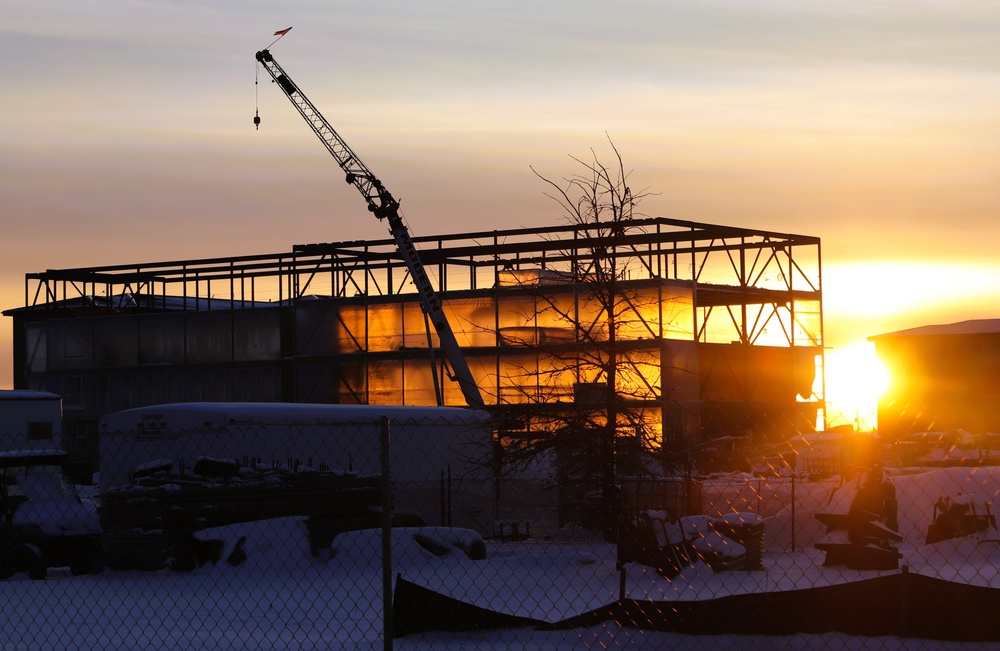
[619,510,762,577]
[892,466,1000,546]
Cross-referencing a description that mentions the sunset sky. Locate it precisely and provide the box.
[3,1,1000,428]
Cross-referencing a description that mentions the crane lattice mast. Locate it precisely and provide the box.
[255,48,485,410]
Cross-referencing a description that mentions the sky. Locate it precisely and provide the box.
[3,0,1000,427]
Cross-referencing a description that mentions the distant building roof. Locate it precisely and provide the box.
[869,319,1000,341]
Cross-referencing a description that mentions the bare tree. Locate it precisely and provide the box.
[496,137,666,541]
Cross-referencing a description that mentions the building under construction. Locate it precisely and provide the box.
[5,217,824,478]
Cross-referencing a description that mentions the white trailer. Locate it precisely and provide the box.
[0,390,62,452]
[98,402,495,532]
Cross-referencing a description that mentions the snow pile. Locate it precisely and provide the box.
[189,518,488,574]
[6,467,1000,649]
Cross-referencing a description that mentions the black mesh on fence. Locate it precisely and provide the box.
[4,405,1000,650]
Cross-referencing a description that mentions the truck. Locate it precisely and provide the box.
[0,391,102,579]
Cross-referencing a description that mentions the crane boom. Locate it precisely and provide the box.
[255,48,485,410]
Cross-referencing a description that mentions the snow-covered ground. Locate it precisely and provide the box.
[5,467,1000,650]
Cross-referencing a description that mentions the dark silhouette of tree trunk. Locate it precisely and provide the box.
[497,137,664,542]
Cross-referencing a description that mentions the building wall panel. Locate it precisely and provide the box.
[47,319,94,371]
[233,308,282,361]
[139,314,186,365]
[95,317,139,368]
[186,312,233,363]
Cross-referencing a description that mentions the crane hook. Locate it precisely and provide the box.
[254,110,261,130]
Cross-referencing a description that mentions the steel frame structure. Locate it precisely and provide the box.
[10,217,824,478]
[23,217,822,349]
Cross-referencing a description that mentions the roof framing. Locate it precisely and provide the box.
[16,217,821,312]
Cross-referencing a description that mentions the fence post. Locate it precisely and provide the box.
[790,473,796,552]
[899,564,909,638]
[380,416,393,651]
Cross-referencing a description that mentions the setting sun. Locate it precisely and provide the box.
[823,340,890,432]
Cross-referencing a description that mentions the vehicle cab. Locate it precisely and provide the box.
[0,450,101,579]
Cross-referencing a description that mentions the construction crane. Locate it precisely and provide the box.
[254,48,485,410]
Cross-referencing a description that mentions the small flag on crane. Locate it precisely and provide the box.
[274,27,292,36]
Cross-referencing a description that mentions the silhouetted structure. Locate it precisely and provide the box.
[5,218,823,479]
[870,319,1000,441]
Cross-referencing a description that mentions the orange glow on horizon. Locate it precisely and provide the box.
[823,262,1000,321]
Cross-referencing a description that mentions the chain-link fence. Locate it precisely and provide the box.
[4,405,1000,649]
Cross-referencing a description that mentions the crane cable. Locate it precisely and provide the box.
[255,27,293,130]
[254,61,261,130]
